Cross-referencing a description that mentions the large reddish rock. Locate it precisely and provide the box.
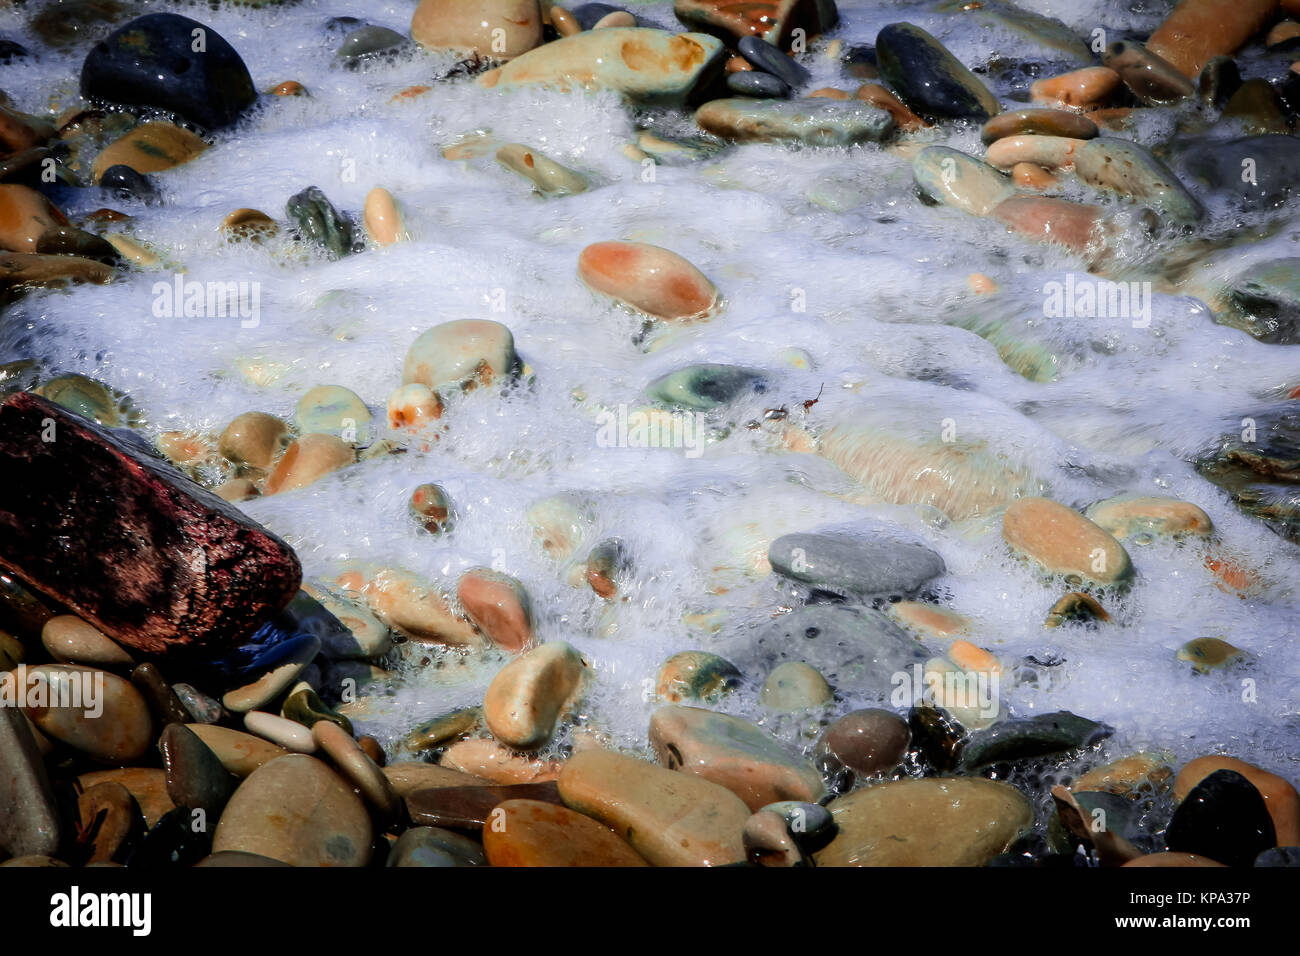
[0,392,301,657]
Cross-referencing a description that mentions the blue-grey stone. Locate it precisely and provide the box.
[646,364,767,409]
[738,36,810,88]
[1181,134,1300,210]
[727,70,791,98]
[769,531,945,598]
[875,22,1000,121]
[958,711,1113,770]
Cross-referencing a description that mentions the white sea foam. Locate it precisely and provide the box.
[0,1,1296,780]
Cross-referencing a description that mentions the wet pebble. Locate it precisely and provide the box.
[483,642,588,749]
[875,22,1000,121]
[483,798,648,866]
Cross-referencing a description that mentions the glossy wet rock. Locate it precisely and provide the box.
[483,798,648,866]
[579,241,719,321]
[7,664,152,762]
[383,761,489,797]
[655,651,741,703]
[1165,769,1277,867]
[1177,637,1245,673]
[1175,755,1300,845]
[646,364,766,411]
[673,0,836,47]
[213,754,372,866]
[335,565,480,648]
[41,615,133,666]
[815,708,910,782]
[402,319,520,392]
[483,642,588,749]
[74,781,143,864]
[1073,752,1173,797]
[991,196,1104,254]
[159,722,237,817]
[406,781,563,830]
[221,634,320,713]
[1084,495,1212,543]
[295,385,371,446]
[815,777,1033,866]
[286,186,354,259]
[363,187,407,245]
[290,586,392,660]
[457,569,534,653]
[768,531,945,599]
[0,706,60,858]
[875,22,999,121]
[387,826,486,867]
[1030,66,1121,108]
[218,412,291,471]
[558,749,749,865]
[1073,137,1203,223]
[1002,496,1133,587]
[1043,591,1110,628]
[187,724,289,777]
[479,28,725,103]
[760,661,832,712]
[696,96,894,145]
[496,143,589,196]
[0,186,114,259]
[727,69,790,98]
[312,720,400,823]
[243,710,316,752]
[985,134,1083,171]
[959,711,1113,770]
[263,434,354,495]
[1224,257,1300,341]
[91,122,207,183]
[76,767,175,828]
[1101,41,1194,104]
[1146,0,1275,78]
[737,35,810,88]
[913,146,1012,216]
[411,0,542,59]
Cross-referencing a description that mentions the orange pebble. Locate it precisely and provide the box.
[1030,67,1121,109]
[967,273,999,294]
[1011,162,1057,190]
[269,81,307,97]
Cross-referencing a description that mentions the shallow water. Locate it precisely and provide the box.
[1,0,1297,782]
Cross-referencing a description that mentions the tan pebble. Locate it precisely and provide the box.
[1011,162,1057,189]
[187,724,290,777]
[483,642,587,748]
[966,273,999,294]
[1074,752,1173,796]
[270,81,308,96]
[221,208,278,241]
[1002,496,1132,586]
[243,710,317,753]
[855,83,928,131]
[382,761,489,796]
[312,720,400,822]
[985,134,1084,170]
[41,616,132,667]
[335,565,482,647]
[725,54,752,73]
[578,240,719,321]
[263,434,354,495]
[218,411,291,470]
[808,87,850,100]
[550,5,581,37]
[1146,0,1276,77]
[991,196,1104,255]
[1030,67,1122,109]
[386,383,443,429]
[103,233,160,267]
[92,122,207,183]
[592,11,635,28]
[439,737,563,783]
[363,187,407,246]
[411,0,543,59]
[457,568,534,653]
[1084,495,1213,542]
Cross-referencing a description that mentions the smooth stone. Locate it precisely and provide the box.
[1030,66,1121,108]
[959,711,1113,770]
[387,826,486,867]
[1166,769,1277,867]
[0,706,60,858]
[1101,41,1194,104]
[737,35,809,87]
[673,0,836,48]
[527,494,589,560]
[244,710,317,753]
[1043,591,1111,628]
[1198,55,1242,107]
[1177,637,1245,673]
[655,651,742,703]
[383,761,490,797]
[410,0,543,59]
[496,143,588,196]
[981,108,1098,145]
[286,185,354,259]
[41,615,133,666]
[478,28,725,104]
[1224,256,1300,342]
[484,798,648,866]
[0,252,114,287]
[99,165,158,203]
[743,808,801,865]
[77,767,175,828]
[875,22,999,121]
[336,25,409,64]
[281,685,352,735]
[334,565,481,648]
[407,781,562,831]
[312,720,400,823]
[558,749,750,866]
[187,724,289,777]
[854,83,928,131]
[726,70,791,98]
[213,754,372,866]
[294,385,371,446]
[1002,497,1133,587]
[80,13,256,130]
[1221,78,1291,135]
[578,241,719,322]
[990,196,1103,254]
[401,319,520,392]
[1255,846,1300,867]
[815,708,910,782]
[936,0,1090,62]
[572,4,634,30]
[173,683,223,724]
[1183,135,1300,210]
[263,434,354,495]
[74,781,143,864]
[218,411,291,471]
[6,664,151,762]
[0,631,22,670]
[695,96,894,145]
[646,364,765,410]
[457,569,534,654]
[1084,495,1212,543]
[408,482,453,533]
[1073,137,1203,223]
[221,634,320,713]
[290,586,392,660]
[887,602,970,642]
[814,777,1033,866]
[363,187,407,245]
[404,707,482,752]
[221,208,278,242]
[634,129,724,163]
[388,384,443,430]
[985,134,1083,171]
[913,145,1012,216]
[1007,160,1055,190]
[1146,0,1275,78]
[483,642,589,749]
[1175,756,1300,845]
[585,538,626,598]
[158,723,236,817]
[1074,752,1174,797]
[0,186,114,259]
[91,122,207,183]
[30,374,128,426]
[769,531,945,599]
[760,661,832,712]
[649,704,824,810]
[194,850,291,866]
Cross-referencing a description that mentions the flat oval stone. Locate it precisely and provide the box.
[1084,495,1212,543]
[9,664,151,762]
[876,22,1000,121]
[91,121,207,183]
[655,651,742,703]
[985,134,1083,171]
[737,35,810,87]
[646,364,765,410]
[387,825,486,866]
[41,615,133,666]
[991,196,1103,254]
[1002,496,1133,587]
[696,96,894,145]
[1030,66,1121,108]
[187,724,289,777]
[579,241,719,321]
[383,761,490,797]
[159,723,236,816]
[558,749,750,865]
[1145,0,1274,78]
[1175,755,1300,845]
[402,319,520,392]
[312,720,400,823]
[1044,591,1111,628]
[407,782,563,831]
[727,70,791,98]
[173,683,223,724]
[478,28,725,103]
[363,187,407,245]
[263,434,354,495]
[218,411,291,471]
[221,634,320,713]
[760,662,832,712]
[484,798,648,866]
[411,0,542,59]
[483,642,589,749]
[814,777,1034,866]
[649,704,825,810]
[496,143,588,196]
[457,568,534,653]
[243,710,317,753]
[441,738,564,784]
[816,708,910,781]
[1101,40,1194,104]
[769,531,945,599]
[389,385,443,431]
[1177,637,1244,673]
[981,108,1098,144]
[292,586,393,660]
[887,602,970,642]
[213,754,372,866]
[0,706,60,858]
[913,145,1013,216]
[1074,752,1174,797]
[959,711,1112,770]
[404,708,482,752]
[674,0,837,47]
[294,385,371,446]
[1074,137,1203,223]
[1166,769,1276,866]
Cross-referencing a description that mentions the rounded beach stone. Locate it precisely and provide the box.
[1001,496,1133,587]
[1145,0,1275,78]
[1084,495,1212,543]
[74,781,141,864]
[875,21,1000,120]
[76,767,175,828]
[483,642,588,749]
[221,635,321,713]
[1101,40,1194,104]
[411,0,543,59]
[578,241,719,321]
[294,385,371,445]
[439,737,563,783]
[243,710,317,753]
[1175,755,1300,845]
[187,723,289,777]
[496,143,589,196]
[981,108,1098,145]
[158,722,236,816]
[913,145,1012,216]
[401,319,520,392]
[408,482,453,533]
[457,568,534,653]
[760,661,832,712]
[387,826,486,867]
[483,798,648,866]
[1030,66,1121,108]
[0,706,60,859]
[388,384,443,430]
[263,434,354,494]
[312,720,401,823]
[363,187,407,245]
[655,651,742,703]
[985,134,1084,171]
[558,749,750,866]
[91,121,208,183]
[815,708,910,780]
[218,411,291,470]
[41,615,133,666]
[213,754,372,866]
[7,664,152,762]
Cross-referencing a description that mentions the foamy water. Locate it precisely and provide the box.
[1,0,1297,782]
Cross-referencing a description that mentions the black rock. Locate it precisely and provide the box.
[1198,56,1242,108]
[336,26,411,67]
[958,711,1113,770]
[1166,770,1276,867]
[286,186,355,258]
[1255,845,1300,866]
[876,22,1000,121]
[1180,134,1300,210]
[738,36,811,88]
[841,44,877,80]
[727,71,792,98]
[907,704,966,772]
[125,806,212,868]
[99,164,159,203]
[80,13,257,131]
[0,38,29,63]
